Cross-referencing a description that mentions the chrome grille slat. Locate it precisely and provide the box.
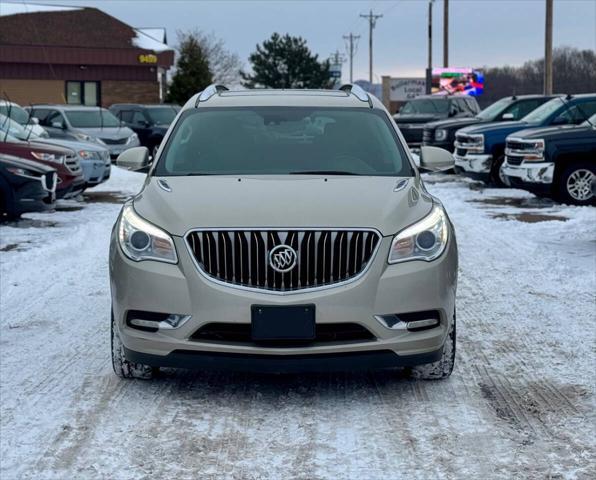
[186,229,381,293]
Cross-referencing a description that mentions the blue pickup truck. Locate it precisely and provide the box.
[453,94,596,185]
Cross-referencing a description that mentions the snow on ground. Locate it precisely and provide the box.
[1,167,595,479]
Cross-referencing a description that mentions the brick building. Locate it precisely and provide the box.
[0,3,174,107]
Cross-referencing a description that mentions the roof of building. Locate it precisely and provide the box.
[0,2,171,53]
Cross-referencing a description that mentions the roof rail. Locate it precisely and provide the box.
[196,84,229,105]
[338,84,373,108]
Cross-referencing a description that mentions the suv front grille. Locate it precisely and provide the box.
[422,128,433,145]
[100,137,127,145]
[186,229,381,292]
[191,322,375,346]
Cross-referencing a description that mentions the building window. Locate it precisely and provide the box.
[66,81,100,106]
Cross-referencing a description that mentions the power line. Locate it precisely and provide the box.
[343,33,361,83]
[360,10,383,84]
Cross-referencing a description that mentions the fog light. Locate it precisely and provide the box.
[127,310,191,332]
[374,310,441,331]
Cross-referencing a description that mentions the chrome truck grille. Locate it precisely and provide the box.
[186,229,382,293]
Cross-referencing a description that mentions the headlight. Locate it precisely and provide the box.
[74,132,93,143]
[435,129,448,141]
[31,151,64,164]
[7,167,40,179]
[388,204,449,264]
[127,133,139,145]
[78,150,100,160]
[118,204,177,264]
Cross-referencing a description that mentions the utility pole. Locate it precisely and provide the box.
[360,10,383,83]
[343,33,360,83]
[427,0,434,93]
[443,0,449,68]
[544,0,553,94]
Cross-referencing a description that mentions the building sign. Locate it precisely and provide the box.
[389,78,426,101]
[138,53,158,64]
[431,68,484,96]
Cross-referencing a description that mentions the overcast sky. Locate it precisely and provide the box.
[15,0,596,82]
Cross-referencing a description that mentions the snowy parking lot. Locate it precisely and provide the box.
[1,167,594,479]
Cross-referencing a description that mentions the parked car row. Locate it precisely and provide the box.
[395,93,596,205]
[0,101,180,220]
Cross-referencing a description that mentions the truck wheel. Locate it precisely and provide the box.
[557,162,595,206]
[409,312,456,380]
[489,155,506,187]
[111,310,156,379]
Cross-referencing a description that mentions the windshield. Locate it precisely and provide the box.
[476,98,512,121]
[0,114,36,141]
[522,97,564,124]
[0,104,31,125]
[400,99,448,115]
[65,109,121,128]
[156,107,413,177]
[146,107,179,125]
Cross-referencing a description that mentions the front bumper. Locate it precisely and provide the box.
[110,227,457,371]
[501,161,555,186]
[81,159,108,185]
[454,153,493,174]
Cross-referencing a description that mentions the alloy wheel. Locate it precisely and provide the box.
[566,169,594,201]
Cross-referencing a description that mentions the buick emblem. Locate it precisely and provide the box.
[269,244,298,273]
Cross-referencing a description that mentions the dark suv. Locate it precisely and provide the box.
[422,95,553,152]
[109,104,180,157]
[393,95,480,151]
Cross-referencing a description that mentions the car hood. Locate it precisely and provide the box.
[510,124,590,140]
[0,154,56,173]
[426,117,481,130]
[133,175,434,237]
[27,140,75,155]
[393,114,440,124]
[458,120,530,136]
[34,137,108,153]
[77,127,133,140]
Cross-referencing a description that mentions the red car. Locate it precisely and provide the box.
[0,132,85,199]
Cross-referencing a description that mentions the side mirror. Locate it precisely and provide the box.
[419,146,455,172]
[51,121,64,129]
[501,113,514,121]
[116,146,150,171]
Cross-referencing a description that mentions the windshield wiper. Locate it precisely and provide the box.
[289,170,359,175]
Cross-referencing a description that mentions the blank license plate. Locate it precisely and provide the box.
[251,305,315,341]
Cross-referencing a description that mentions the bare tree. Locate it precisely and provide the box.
[175,29,243,87]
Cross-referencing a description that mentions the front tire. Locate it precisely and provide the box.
[111,311,155,379]
[557,162,595,206]
[410,313,456,380]
[489,155,506,187]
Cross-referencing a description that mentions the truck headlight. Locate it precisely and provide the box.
[118,204,178,264]
[388,204,449,264]
[435,129,448,141]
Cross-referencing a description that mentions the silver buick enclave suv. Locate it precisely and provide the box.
[110,84,458,380]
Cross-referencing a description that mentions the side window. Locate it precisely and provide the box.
[467,98,480,113]
[47,110,66,128]
[555,101,596,125]
[32,108,50,125]
[448,100,461,116]
[514,100,542,119]
[132,111,148,126]
[116,110,134,123]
